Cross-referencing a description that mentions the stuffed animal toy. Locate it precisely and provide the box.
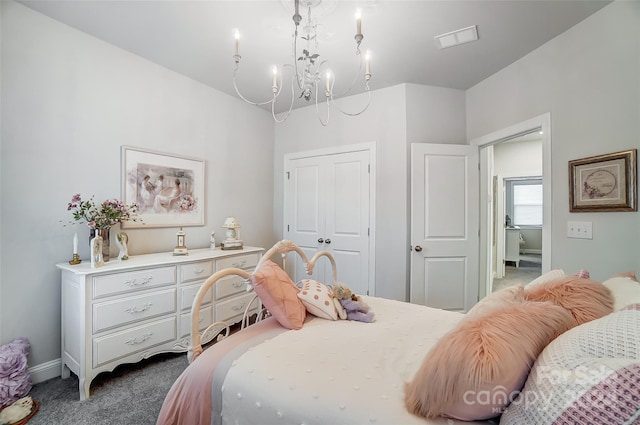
[330,283,375,323]
[0,396,34,425]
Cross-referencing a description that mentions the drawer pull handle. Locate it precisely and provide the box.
[231,303,246,312]
[124,333,152,346]
[231,260,247,268]
[192,269,205,275]
[124,276,153,287]
[124,302,153,314]
[232,281,244,288]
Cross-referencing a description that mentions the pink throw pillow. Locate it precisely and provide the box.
[251,260,306,330]
[524,275,614,327]
[465,284,524,320]
[405,300,573,421]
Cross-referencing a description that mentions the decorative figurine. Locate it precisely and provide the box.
[173,227,189,256]
[116,232,129,260]
[210,231,216,250]
[90,234,104,268]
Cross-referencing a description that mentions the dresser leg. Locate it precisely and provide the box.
[79,378,90,401]
[61,363,71,379]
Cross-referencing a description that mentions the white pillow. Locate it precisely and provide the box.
[501,304,640,424]
[296,279,337,320]
[602,276,640,310]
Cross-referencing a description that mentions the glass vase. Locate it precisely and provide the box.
[90,227,111,262]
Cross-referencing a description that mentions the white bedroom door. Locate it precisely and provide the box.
[410,143,479,312]
[284,147,374,297]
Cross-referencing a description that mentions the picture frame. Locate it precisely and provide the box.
[568,149,637,212]
[121,146,206,228]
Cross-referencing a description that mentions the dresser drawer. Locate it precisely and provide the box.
[180,260,213,283]
[214,292,259,324]
[93,317,176,367]
[93,288,176,333]
[93,267,176,299]
[215,274,250,301]
[181,282,212,311]
[180,305,213,338]
[216,253,260,271]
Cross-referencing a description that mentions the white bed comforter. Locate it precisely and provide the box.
[220,296,494,425]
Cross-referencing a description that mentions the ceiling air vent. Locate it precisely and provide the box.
[434,25,479,49]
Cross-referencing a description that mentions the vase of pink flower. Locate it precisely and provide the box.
[66,194,141,262]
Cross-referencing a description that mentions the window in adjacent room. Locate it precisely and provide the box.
[506,178,543,226]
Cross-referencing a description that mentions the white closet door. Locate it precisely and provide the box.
[286,156,325,283]
[285,148,372,296]
[324,151,370,295]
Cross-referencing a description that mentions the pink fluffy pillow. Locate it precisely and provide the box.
[405,300,573,421]
[251,260,306,330]
[464,284,524,320]
[524,275,614,327]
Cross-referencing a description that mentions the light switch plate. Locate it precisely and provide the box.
[567,221,593,239]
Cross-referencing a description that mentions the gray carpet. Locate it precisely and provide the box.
[492,254,542,292]
[25,352,188,425]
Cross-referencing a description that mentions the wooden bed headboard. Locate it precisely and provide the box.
[188,239,338,362]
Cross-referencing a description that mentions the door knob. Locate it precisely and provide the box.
[317,238,324,243]
[414,245,423,252]
[324,238,331,244]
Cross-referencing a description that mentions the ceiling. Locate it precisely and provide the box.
[17,0,611,113]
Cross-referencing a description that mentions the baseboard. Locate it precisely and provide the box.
[29,358,61,384]
[523,249,542,255]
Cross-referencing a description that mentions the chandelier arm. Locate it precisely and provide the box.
[329,48,364,99]
[272,72,298,124]
[314,84,330,127]
[233,66,282,107]
[292,25,304,91]
[329,85,372,117]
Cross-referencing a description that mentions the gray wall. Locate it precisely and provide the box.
[273,84,466,302]
[1,1,276,375]
[466,1,640,281]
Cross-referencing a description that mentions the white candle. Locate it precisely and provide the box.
[355,9,362,35]
[365,50,371,75]
[272,66,278,90]
[325,71,331,93]
[73,232,78,254]
[234,29,240,56]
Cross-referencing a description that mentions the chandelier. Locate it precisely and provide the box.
[232,0,372,126]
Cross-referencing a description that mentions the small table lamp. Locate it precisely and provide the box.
[221,217,243,250]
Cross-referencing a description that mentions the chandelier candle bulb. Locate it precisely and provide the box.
[365,50,371,76]
[356,9,362,35]
[272,66,278,91]
[234,30,240,57]
[325,71,331,94]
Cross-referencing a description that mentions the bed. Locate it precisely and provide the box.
[157,240,640,425]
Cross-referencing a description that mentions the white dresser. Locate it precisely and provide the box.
[56,246,263,400]
[505,227,521,268]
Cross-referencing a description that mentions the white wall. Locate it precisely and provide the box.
[274,83,466,302]
[494,140,542,178]
[1,1,275,375]
[467,1,640,281]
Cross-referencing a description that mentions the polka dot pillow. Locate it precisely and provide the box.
[297,279,337,320]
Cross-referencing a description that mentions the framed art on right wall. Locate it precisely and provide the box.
[569,149,637,212]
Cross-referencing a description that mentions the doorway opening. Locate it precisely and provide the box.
[471,113,552,300]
